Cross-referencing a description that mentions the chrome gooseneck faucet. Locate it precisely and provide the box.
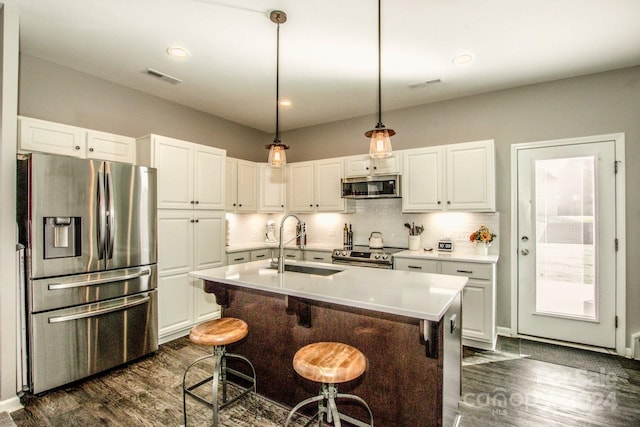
[274,213,306,273]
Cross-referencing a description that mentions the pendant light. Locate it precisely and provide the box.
[265,10,289,168]
[365,0,395,159]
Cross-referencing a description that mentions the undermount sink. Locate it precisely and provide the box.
[267,263,342,276]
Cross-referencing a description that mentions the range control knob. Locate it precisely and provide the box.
[374,254,381,259]
[382,254,389,260]
[341,251,348,256]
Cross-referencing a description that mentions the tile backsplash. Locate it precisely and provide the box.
[226,199,500,255]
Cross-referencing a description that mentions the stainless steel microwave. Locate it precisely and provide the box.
[341,174,401,199]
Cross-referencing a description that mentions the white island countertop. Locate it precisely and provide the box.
[190,260,467,322]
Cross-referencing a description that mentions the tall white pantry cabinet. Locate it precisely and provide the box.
[137,134,225,343]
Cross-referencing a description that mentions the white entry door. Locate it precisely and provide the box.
[517,140,617,348]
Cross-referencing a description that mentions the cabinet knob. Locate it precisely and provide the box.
[281,204,284,207]
[190,201,195,204]
[373,166,377,170]
[195,219,199,223]
[366,167,369,170]
[447,201,451,205]
[75,146,80,150]
[437,201,441,205]
[316,204,319,207]
[239,204,242,207]
[89,147,94,152]
[233,203,237,207]
[195,201,199,204]
[190,219,195,223]
[309,204,313,207]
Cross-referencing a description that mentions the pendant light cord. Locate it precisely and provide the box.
[275,20,281,142]
[376,0,383,128]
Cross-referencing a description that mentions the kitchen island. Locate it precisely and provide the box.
[191,260,467,426]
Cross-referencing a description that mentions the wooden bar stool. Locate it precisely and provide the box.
[285,342,373,427]
[182,318,256,427]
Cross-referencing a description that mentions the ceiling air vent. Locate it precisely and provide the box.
[408,78,443,89]
[144,68,182,85]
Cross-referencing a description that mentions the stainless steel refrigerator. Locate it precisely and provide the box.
[17,153,158,394]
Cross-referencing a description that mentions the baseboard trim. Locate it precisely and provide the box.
[463,338,496,351]
[496,327,512,337]
[0,395,22,413]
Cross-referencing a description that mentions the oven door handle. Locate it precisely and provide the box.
[48,294,150,324]
[48,269,150,290]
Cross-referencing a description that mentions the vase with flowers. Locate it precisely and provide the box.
[469,225,496,256]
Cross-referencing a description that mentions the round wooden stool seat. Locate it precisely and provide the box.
[189,318,248,347]
[293,342,367,384]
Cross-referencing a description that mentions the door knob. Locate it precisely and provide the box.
[521,249,529,256]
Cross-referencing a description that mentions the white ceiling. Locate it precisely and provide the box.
[11,0,640,133]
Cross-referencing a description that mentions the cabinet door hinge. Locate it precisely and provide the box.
[614,160,621,174]
[615,238,619,251]
[615,316,618,328]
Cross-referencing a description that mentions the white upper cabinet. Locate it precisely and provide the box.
[85,130,136,163]
[315,159,345,211]
[193,144,225,210]
[225,158,238,211]
[402,147,444,211]
[344,154,401,177]
[402,140,495,212]
[136,134,225,210]
[287,162,315,212]
[19,116,135,163]
[445,140,495,211]
[226,157,257,213]
[287,158,348,213]
[258,163,286,213]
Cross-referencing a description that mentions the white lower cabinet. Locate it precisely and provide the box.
[157,210,224,342]
[303,250,332,263]
[393,257,439,273]
[394,257,496,350]
[227,251,250,265]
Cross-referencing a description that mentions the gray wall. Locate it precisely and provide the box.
[18,53,640,347]
[18,54,269,160]
[281,65,640,346]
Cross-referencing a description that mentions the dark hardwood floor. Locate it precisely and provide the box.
[10,336,640,426]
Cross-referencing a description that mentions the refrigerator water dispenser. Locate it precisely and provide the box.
[44,217,81,259]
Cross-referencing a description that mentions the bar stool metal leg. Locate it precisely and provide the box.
[284,383,374,427]
[182,345,256,427]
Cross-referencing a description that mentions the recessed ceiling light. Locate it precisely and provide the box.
[279,100,292,107]
[167,46,190,58]
[452,53,474,65]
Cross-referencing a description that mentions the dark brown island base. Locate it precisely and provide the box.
[200,263,463,427]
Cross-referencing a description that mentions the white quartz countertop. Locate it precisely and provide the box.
[394,250,499,264]
[226,243,336,253]
[190,260,467,322]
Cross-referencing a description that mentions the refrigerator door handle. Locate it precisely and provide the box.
[97,170,107,260]
[47,294,150,324]
[47,268,151,290]
[105,165,115,260]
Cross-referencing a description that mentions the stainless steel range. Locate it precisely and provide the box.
[331,245,404,269]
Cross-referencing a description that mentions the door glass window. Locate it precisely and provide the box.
[534,156,596,320]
